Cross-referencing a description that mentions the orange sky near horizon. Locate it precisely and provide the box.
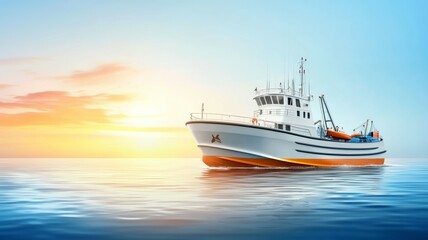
[0,59,204,158]
[0,125,200,158]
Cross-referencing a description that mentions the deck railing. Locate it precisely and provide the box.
[190,112,276,128]
[189,112,312,136]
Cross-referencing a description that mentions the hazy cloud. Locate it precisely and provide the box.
[58,63,133,84]
[0,84,13,89]
[0,91,130,126]
[0,57,47,66]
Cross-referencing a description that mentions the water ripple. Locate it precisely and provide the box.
[0,158,428,239]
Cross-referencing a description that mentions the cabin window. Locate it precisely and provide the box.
[285,125,291,131]
[296,99,301,107]
[278,96,284,104]
[272,96,278,104]
[278,124,284,130]
[287,97,293,106]
[308,112,310,119]
[260,97,266,105]
[297,110,300,117]
[303,112,306,118]
[265,96,272,104]
[255,98,261,106]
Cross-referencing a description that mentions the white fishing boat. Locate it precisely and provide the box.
[186,58,386,167]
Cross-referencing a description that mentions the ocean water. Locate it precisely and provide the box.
[0,158,427,240]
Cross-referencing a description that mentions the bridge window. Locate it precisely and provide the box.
[285,125,291,131]
[265,96,272,104]
[260,97,266,105]
[255,98,261,106]
[278,124,284,130]
[287,97,293,106]
[296,99,301,107]
[278,96,284,104]
[297,110,300,117]
[272,96,278,104]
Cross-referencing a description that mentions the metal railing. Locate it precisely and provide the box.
[189,112,312,136]
[190,112,275,127]
[254,88,301,97]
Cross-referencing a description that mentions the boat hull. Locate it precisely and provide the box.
[186,121,386,167]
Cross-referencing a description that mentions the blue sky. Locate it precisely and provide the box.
[0,0,427,157]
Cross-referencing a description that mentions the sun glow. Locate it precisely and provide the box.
[0,124,199,158]
[0,70,202,158]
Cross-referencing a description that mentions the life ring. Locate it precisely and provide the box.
[251,118,258,124]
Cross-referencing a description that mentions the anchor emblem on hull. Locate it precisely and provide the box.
[211,134,221,143]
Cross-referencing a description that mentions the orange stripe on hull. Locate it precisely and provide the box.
[203,156,308,168]
[202,156,384,168]
[285,157,384,167]
[202,156,256,167]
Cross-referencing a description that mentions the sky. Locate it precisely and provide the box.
[0,0,427,157]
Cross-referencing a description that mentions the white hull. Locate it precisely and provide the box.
[187,121,386,167]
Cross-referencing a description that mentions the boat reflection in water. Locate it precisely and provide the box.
[196,165,388,239]
[200,166,385,189]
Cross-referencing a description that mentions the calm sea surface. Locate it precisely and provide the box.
[0,158,427,239]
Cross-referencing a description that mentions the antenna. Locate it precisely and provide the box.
[283,56,286,90]
[292,64,295,93]
[299,57,307,97]
[287,61,290,90]
[266,63,271,90]
[266,64,268,89]
[292,78,295,96]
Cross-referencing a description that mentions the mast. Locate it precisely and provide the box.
[364,119,370,136]
[292,78,295,96]
[319,95,337,131]
[266,64,269,90]
[283,57,286,91]
[299,57,307,97]
[319,96,327,131]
